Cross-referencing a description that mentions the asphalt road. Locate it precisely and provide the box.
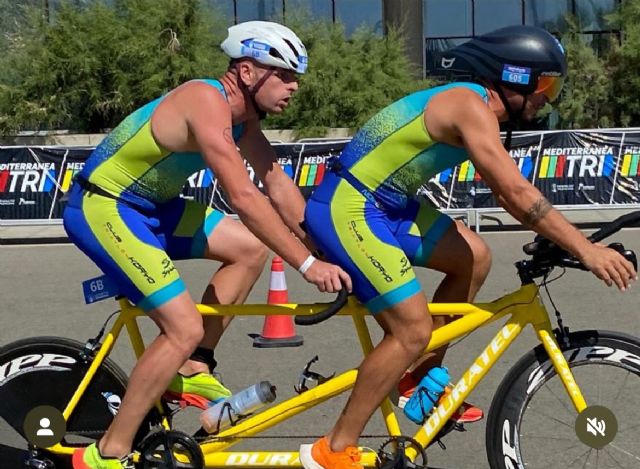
[1,229,639,468]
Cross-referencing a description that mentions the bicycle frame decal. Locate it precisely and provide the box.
[224,452,301,466]
[536,329,587,412]
[421,321,523,439]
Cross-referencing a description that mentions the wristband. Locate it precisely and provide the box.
[298,255,316,275]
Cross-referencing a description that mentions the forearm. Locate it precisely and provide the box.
[498,186,592,258]
[232,190,310,269]
[267,181,317,251]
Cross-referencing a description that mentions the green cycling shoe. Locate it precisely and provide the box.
[72,443,133,469]
[164,372,232,410]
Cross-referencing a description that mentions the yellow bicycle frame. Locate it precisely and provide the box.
[47,282,588,468]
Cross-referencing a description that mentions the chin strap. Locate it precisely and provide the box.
[235,63,274,120]
[492,83,528,151]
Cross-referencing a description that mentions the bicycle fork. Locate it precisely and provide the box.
[534,323,588,412]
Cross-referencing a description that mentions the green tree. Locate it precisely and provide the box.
[265,19,435,136]
[0,0,228,133]
[0,1,431,135]
[607,0,640,126]
[557,18,613,128]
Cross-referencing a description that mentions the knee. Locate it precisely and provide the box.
[401,318,433,357]
[472,240,492,281]
[241,237,269,270]
[168,315,205,354]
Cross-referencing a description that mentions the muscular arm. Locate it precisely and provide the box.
[184,83,311,269]
[238,120,316,251]
[426,89,591,258]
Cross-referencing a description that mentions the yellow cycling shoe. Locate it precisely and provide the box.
[72,443,133,469]
[163,372,232,410]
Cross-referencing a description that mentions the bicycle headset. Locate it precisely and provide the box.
[220,21,308,119]
[437,25,567,148]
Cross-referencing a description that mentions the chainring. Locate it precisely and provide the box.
[376,436,428,469]
[137,430,203,469]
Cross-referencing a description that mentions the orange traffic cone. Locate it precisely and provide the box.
[253,257,304,348]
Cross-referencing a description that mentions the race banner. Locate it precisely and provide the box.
[440,132,544,209]
[612,131,640,204]
[2,129,640,222]
[532,131,621,206]
[0,146,92,220]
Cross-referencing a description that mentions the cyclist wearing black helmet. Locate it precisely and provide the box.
[300,25,636,469]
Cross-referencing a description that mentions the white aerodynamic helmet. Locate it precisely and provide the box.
[221,21,308,74]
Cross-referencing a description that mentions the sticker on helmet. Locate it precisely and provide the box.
[502,64,531,85]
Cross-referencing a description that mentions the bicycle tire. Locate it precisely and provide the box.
[485,329,640,469]
[0,336,160,466]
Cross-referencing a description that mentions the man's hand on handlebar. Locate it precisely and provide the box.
[578,244,638,291]
[303,260,353,294]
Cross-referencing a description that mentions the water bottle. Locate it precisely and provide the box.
[403,366,450,424]
[200,381,276,434]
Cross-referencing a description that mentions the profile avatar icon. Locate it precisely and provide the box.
[36,417,55,436]
[23,405,66,447]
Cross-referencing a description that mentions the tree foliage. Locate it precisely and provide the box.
[264,21,436,135]
[0,1,433,135]
[4,1,640,133]
[0,0,228,132]
[607,0,640,126]
[556,17,613,129]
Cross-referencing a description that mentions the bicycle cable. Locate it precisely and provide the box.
[539,269,571,346]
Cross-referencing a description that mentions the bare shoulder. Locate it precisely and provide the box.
[152,80,230,152]
[425,86,489,144]
[428,86,488,116]
[176,80,230,111]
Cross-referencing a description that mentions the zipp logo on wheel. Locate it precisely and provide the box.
[0,353,76,384]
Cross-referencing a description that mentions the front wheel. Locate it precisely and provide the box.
[0,336,161,467]
[485,330,640,469]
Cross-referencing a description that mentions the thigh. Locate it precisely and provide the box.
[305,181,421,314]
[425,219,490,275]
[156,197,225,260]
[63,193,185,311]
[394,200,454,267]
[156,197,262,263]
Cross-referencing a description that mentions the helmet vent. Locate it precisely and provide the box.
[283,39,300,59]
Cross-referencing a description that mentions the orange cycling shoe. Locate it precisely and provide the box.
[300,436,363,469]
[396,371,484,424]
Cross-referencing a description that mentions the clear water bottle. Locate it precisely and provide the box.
[200,381,277,434]
[403,366,450,424]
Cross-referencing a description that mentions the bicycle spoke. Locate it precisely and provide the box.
[524,403,574,429]
[539,379,577,419]
[579,448,593,469]
[619,421,640,433]
[609,370,630,410]
[608,442,640,463]
[604,446,627,468]
[565,446,594,468]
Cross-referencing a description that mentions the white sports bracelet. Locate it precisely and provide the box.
[297,255,316,275]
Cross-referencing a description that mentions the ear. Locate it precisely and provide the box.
[237,61,255,87]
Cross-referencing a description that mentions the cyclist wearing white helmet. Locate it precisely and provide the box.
[66,21,351,469]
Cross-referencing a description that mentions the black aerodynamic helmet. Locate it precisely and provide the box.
[439,25,567,104]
